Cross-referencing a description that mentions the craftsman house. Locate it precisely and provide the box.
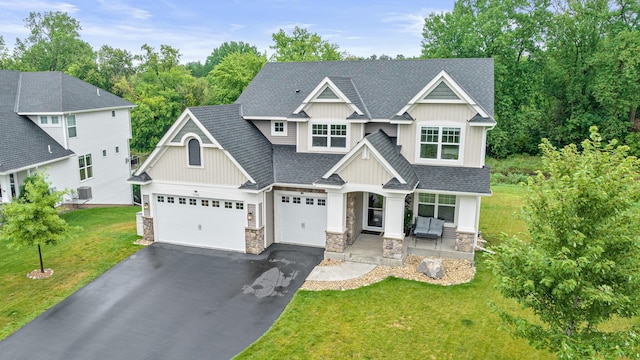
[130,59,493,265]
[0,70,135,205]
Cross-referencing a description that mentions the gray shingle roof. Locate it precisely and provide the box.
[272,145,342,185]
[327,76,369,118]
[469,113,496,125]
[16,71,133,113]
[413,165,491,194]
[0,71,74,174]
[364,130,418,190]
[189,104,274,189]
[237,59,494,120]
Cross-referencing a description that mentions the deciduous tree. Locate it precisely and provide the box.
[489,127,640,358]
[0,172,76,274]
[270,26,342,62]
[205,51,266,104]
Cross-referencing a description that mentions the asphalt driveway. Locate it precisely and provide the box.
[0,243,323,360]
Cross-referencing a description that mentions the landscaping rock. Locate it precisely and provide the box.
[417,258,444,279]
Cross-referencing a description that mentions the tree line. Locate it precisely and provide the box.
[1,1,639,157]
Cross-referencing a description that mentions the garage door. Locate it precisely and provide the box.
[154,194,246,251]
[276,192,327,247]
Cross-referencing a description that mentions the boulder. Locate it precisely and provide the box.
[417,258,444,279]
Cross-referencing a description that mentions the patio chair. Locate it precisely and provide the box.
[412,216,444,246]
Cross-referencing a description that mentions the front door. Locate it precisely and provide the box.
[364,193,384,231]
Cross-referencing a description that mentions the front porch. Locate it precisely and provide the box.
[325,229,474,266]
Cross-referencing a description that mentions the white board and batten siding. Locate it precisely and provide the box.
[147,147,248,185]
[336,148,393,186]
[274,190,327,247]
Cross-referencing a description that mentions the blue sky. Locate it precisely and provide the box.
[0,1,454,64]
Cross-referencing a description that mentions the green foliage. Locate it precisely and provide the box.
[205,52,266,104]
[270,26,343,62]
[13,11,93,72]
[489,128,640,358]
[0,172,77,272]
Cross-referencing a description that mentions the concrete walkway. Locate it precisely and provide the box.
[306,261,376,281]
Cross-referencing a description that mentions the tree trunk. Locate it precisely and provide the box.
[38,244,44,273]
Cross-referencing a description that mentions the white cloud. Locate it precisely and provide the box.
[0,1,79,13]
[229,24,245,31]
[382,8,448,37]
[96,0,152,20]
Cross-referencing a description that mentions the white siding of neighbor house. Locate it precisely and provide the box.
[336,147,393,186]
[148,146,248,186]
[397,104,485,167]
[65,109,133,204]
[251,120,296,145]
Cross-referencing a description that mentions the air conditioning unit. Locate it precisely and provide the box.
[77,186,92,200]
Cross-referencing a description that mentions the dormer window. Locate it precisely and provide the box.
[419,126,461,161]
[312,124,347,149]
[188,138,201,166]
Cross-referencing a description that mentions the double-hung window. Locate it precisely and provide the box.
[312,124,347,149]
[79,154,93,181]
[419,126,460,160]
[417,193,456,223]
[67,115,77,138]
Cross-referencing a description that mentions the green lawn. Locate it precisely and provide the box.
[236,185,555,359]
[0,206,142,340]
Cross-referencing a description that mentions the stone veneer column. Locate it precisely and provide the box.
[345,193,356,245]
[455,231,475,253]
[245,227,265,254]
[142,216,154,242]
[382,234,406,260]
[325,230,347,253]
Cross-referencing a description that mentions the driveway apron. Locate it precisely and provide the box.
[0,243,323,360]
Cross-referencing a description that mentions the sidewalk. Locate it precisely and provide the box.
[305,262,376,281]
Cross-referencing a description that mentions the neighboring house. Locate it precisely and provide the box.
[0,70,135,205]
[130,59,494,265]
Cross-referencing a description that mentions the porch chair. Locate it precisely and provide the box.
[412,216,444,247]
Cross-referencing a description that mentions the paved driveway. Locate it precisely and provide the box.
[0,243,323,360]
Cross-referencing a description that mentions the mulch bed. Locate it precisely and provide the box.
[27,268,54,279]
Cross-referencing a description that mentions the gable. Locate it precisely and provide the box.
[424,82,460,100]
[147,146,248,185]
[170,119,213,144]
[397,70,489,119]
[335,147,393,186]
[317,87,339,100]
[293,77,364,117]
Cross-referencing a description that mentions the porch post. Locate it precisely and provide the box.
[382,193,407,261]
[325,190,347,253]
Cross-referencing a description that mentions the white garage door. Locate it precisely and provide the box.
[154,194,246,251]
[276,192,327,247]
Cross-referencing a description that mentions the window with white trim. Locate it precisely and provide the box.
[419,126,460,160]
[224,201,233,209]
[78,154,93,181]
[271,121,287,136]
[417,193,456,223]
[40,116,48,125]
[312,124,347,149]
[188,138,201,166]
[189,198,197,206]
[51,116,59,125]
[67,115,77,138]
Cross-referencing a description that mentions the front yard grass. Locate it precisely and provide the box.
[0,206,141,340]
[237,185,555,359]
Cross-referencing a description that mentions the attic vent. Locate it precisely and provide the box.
[425,82,459,100]
[317,87,339,100]
[77,186,92,200]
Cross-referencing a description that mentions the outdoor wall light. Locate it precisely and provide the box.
[247,212,254,221]
[143,202,149,210]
